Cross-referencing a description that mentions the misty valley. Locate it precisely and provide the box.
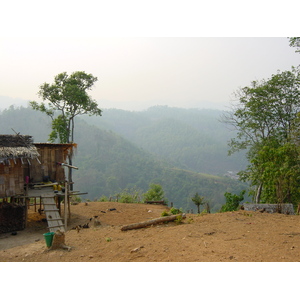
[0,105,248,212]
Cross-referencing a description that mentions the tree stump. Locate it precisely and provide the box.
[91,217,101,228]
[50,230,71,251]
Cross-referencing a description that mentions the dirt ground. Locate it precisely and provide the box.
[1,201,300,262]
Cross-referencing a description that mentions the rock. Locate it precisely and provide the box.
[131,247,140,253]
[243,203,294,215]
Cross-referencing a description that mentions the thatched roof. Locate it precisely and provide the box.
[0,135,40,160]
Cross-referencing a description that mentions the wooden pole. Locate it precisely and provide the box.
[68,194,71,219]
[24,198,29,228]
[64,181,68,232]
[121,213,186,231]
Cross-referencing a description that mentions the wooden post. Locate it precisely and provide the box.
[68,194,71,219]
[25,198,29,228]
[64,181,68,232]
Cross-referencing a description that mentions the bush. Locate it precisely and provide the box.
[220,190,245,212]
[143,183,166,203]
[174,215,183,225]
[119,194,134,203]
[98,196,109,202]
[161,210,170,217]
[170,207,182,215]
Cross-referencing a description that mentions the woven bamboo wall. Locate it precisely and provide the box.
[30,144,70,183]
[0,160,24,198]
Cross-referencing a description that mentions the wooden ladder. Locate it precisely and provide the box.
[41,196,65,232]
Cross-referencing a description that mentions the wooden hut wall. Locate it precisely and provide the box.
[30,145,67,183]
[0,160,24,198]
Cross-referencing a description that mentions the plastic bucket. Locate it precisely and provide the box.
[43,232,55,247]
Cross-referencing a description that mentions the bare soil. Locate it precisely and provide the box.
[1,202,300,262]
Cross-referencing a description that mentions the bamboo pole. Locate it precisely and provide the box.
[64,181,68,232]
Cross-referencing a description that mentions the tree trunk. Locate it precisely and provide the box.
[121,214,186,231]
[255,183,262,204]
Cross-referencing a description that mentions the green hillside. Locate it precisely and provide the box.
[82,106,247,175]
[0,106,248,212]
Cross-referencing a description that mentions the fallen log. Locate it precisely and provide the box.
[145,200,166,205]
[121,213,186,231]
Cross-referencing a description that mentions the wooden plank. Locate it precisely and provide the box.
[42,197,65,232]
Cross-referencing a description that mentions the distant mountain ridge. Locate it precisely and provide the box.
[0,96,30,111]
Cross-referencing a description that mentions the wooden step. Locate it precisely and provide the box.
[41,196,65,232]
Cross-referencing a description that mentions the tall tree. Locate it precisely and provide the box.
[30,71,102,188]
[222,67,300,204]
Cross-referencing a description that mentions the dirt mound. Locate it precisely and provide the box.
[1,202,300,262]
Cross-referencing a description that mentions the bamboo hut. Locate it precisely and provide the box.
[0,134,40,198]
[0,134,40,233]
[0,134,76,233]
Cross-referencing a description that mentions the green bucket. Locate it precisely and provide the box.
[43,232,55,248]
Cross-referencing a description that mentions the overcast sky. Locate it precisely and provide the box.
[1,37,299,111]
[1,2,299,112]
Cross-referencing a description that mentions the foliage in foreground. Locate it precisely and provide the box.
[223,66,300,205]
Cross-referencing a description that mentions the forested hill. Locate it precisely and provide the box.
[0,106,248,212]
[82,106,247,175]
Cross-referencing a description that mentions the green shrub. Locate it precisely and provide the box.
[98,196,109,202]
[143,183,166,203]
[174,215,183,225]
[220,190,245,212]
[161,210,170,217]
[170,207,182,215]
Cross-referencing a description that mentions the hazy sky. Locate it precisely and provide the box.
[1,2,299,112]
[1,37,299,111]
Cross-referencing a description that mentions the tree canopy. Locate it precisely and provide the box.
[223,67,300,205]
[289,37,300,54]
[30,71,102,143]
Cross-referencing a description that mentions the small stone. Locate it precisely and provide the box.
[131,247,140,253]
